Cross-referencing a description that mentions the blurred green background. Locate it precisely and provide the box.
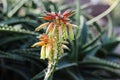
[0,0,120,80]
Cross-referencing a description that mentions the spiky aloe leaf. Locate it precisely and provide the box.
[0,50,25,61]
[82,29,105,50]
[82,56,120,69]
[31,69,46,80]
[0,19,39,27]
[0,24,38,35]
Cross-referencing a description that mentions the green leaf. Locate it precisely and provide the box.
[109,53,120,59]
[101,33,109,44]
[82,29,105,50]
[102,41,119,52]
[82,65,120,77]
[81,22,88,45]
[66,69,84,80]
[31,69,46,80]
[0,50,25,61]
[92,22,102,33]
[0,25,38,35]
[0,35,30,45]
[107,15,113,38]
[83,45,101,57]
[7,0,29,17]
[0,64,30,80]
[13,49,40,60]
[57,56,79,70]
[57,61,77,70]
[0,18,39,27]
[82,56,120,69]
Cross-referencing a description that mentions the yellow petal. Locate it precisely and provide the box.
[46,22,54,34]
[58,26,63,42]
[45,44,52,58]
[67,23,74,41]
[62,25,68,39]
[62,44,70,51]
[35,22,49,31]
[61,48,64,54]
[62,41,69,44]
[31,41,45,47]
[52,25,56,36]
[48,31,53,39]
[40,46,46,60]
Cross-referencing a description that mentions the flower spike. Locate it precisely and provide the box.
[32,10,75,80]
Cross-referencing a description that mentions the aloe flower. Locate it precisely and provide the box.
[35,10,74,41]
[32,34,55,60]
[32,34,69,61]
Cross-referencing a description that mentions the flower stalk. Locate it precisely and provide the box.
[44,30,60,80]
[44,59,58,80]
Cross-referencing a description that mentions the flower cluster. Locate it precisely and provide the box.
[35,10,74,41]
[32,34,57,60]
[32,10,74,61]
[32,34,69,61]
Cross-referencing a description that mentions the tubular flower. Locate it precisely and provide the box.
[35,10,75,41]
[32,34,54,60]
[32,34,69,61]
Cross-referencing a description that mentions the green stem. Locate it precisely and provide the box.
[44,60,58,80]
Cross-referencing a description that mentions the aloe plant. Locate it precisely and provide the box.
[0,0,120,80]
